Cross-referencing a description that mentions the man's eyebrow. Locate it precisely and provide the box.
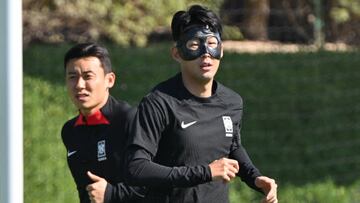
[83,70,94,73]
[82,70,95,74]
[66,71,77,75]
[66,70,95,75]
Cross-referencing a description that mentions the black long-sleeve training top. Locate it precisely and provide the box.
[61,95,144,203]
[125,73,262,203]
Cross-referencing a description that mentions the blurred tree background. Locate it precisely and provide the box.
[23,0,224,46]
[221,0,360,44]
[23,0,360,47]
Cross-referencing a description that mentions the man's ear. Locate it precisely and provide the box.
[106,72,116,89]
[171,47,182,63]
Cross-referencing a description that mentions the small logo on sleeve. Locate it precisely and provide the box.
[97,140,107,161]
[222,116,233,137]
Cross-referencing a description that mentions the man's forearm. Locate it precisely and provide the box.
[125,149,212,188]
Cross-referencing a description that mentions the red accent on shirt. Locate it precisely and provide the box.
[74,110,110,126]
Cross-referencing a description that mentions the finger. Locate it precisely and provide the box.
[228,165,239,174]
[227,173,236,180]
[226,168,237,179]
[262,198,277,203]
[227,164,239,174]
[266,186,277,202]
[226,159,239,171]
[231,162,239,172]
[88,190,94,199]
[87,171,102,182]
[266,191,277,202]
[266,194,277,202]
[264,197,277,203]
[86,184,94,191]
[222,172,231,182]
[257,176,276,191]
[226,167,239,181]
[267,181,277,196]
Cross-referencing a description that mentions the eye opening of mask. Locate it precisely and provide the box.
[185,36,219,51]
[185,39,200,51]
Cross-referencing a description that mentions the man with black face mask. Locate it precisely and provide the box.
[124,5,278,203]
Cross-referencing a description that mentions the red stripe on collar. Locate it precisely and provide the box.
[74,110,110,126]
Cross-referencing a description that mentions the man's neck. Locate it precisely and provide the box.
[80,94,110,117]
[182,75,213,98]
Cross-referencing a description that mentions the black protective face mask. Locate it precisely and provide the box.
[176,25,222,61]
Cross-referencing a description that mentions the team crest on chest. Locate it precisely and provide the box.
[97,140,107,161]
[222,116,233,137]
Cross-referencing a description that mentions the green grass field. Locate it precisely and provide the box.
[24,43,360,202]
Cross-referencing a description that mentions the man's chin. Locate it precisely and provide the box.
[198,74,214,82]
[76,104,91,112]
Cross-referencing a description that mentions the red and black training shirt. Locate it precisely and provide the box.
[61,95,144,203]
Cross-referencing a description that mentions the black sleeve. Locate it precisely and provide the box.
[124,95,212,188]
[125,147,212,188]
[229,116,263,194]
[104,182,145,203]
[229,146,263,193]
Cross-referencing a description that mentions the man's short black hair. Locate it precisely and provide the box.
[64,43,112,73]
[171,5,222,42]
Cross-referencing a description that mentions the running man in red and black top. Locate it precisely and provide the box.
[125,5,278,203]
[61,43,144,203]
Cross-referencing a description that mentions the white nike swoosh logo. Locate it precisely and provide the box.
[181,121,197,129]
[67,150,77,157]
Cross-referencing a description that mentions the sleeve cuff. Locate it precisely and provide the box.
[104,183,113,203]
